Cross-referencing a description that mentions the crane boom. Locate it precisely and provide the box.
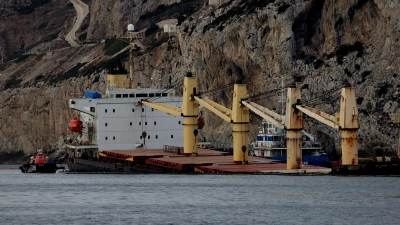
[140,101,182,117]
[194,96,232,123]
[295,105,338,129]
[241,101,285,130]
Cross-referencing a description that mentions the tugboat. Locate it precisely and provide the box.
[19,149,63,173]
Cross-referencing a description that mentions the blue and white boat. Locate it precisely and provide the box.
[251,120,331,167]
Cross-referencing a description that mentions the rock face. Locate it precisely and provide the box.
[0,0,399,158]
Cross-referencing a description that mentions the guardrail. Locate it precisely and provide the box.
[163,145,183,154]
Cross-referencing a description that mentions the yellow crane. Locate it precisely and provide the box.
[194,83,249,164]
[243,83,359,168]
[242,86,304,169]
[142,73,250,164]
[141,74,199,156]
[295,85,359,165]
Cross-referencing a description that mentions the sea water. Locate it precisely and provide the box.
[0,165,399,225]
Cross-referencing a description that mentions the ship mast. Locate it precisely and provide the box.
[118,24,144,88]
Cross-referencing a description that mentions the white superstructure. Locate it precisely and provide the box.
[69,88,183,152]
[66,63,184,158]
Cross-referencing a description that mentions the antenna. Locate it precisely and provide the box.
[274,75,286,115]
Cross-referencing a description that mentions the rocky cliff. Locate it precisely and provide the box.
[0,0,399,161]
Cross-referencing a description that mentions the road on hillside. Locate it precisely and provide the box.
[65,0,89,48]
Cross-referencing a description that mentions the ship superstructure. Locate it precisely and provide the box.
[65,62,183,164]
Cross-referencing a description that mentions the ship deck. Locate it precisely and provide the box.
[98,148,331,175]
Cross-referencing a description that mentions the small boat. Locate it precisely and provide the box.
[251,120,331,167]
[19,149,64,173]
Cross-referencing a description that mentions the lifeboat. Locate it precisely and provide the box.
[68,117,83,133]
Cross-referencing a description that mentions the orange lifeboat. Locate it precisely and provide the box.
[68,117,83,133]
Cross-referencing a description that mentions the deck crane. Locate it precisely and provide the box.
[294,84,359,165]
[242,86,304,169]
[140,74,200,156]
[140,74,250,164]
[243,82,360,168]
[194,82,249,164]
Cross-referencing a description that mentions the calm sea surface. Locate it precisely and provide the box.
[0,165,399,225]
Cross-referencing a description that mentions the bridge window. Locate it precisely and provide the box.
[116,94,121,98]
[155,93,161,97]
[257,136,263,141]
[267,136,273,141]
[136,93,148,97]
[123,94,128,98]
[149,93,154,97]
[162,93,167,97]
[129,94,135,98]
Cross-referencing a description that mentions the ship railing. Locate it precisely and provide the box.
[163,145,183,154]
[254,141,285,148]
[69,92,84,98]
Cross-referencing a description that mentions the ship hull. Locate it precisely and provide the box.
[270,156,331,168]
[19,163,60,173]
[67,158,121,173]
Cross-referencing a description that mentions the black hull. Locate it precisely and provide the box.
[19,163,62,173]
[332,162,400,176]
[67,162,115,173]
[66,158,150,173]
[67,158,126,173]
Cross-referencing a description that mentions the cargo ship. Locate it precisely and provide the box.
[251,120,331,167]
[65,60,184,172]
[19,149,62,173]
